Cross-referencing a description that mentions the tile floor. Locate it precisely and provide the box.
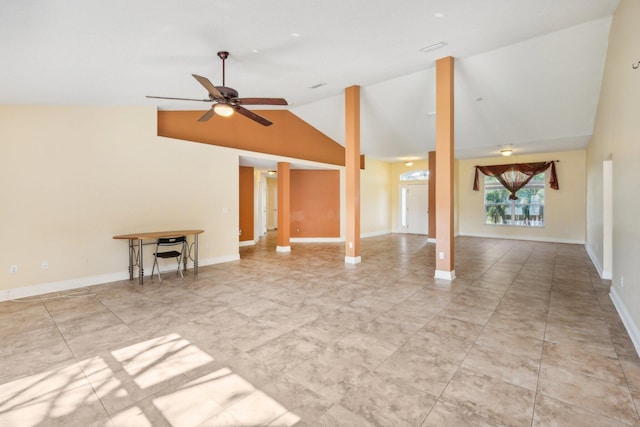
[0,234,639,426]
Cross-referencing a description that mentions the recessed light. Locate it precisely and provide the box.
[434,12,444,18]
[251,49,259,53]
[405,161,414,167]
[290,32,301,37]
[420,41,447,53]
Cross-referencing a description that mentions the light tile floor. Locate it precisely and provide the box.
[1,234,639,426]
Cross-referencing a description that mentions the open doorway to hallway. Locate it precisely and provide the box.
[259,171,277,238]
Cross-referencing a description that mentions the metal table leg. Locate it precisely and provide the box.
[138,239,144,285]
[183,240,188,272]
[194,234,199,275]
[128,239,134,281]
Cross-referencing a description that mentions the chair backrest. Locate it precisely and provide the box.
[157,236,186,246]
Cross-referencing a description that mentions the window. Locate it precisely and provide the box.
[484,173,545,227]
[400,170,429,181]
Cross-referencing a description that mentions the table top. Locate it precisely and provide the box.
[113,229,204,240]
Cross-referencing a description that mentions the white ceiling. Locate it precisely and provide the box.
[0,0,619,164]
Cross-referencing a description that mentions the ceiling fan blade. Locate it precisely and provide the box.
[192,74,223,99]
[197,109,216,122]
[235,97,288,106]
[146,95,211,102]
[235,106,273,126]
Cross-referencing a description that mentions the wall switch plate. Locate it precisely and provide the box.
[10,265,18,274]
[439,252,444,260]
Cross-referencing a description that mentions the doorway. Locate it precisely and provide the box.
[400,183,428,235]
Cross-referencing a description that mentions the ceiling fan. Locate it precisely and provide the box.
[147,51,288,126]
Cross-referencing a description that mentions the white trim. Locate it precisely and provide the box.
[427,238,436,243]
[0,253,240,303]
[276,245,291,253]
[3,272,128,302]
[289,231,391,243]
[458,232,584,245]
[584,242,612,279]
[434,269,456,280]
[239,239,258,247]
[610,287,640,358]
[361,230,391,238]
[290,237,342,243]
[345,256,361,264]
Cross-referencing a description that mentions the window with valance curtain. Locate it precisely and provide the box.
[473,161,559,200]
[474,161,559,227]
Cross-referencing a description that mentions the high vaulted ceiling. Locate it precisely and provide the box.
[0,0,619,162]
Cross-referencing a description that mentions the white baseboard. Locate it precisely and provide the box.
[434,269,456,280]
[239,239,258,247]
[428,237,436,243]
[276,246,291,253]
[458,232,584,245]
[584,242,612,279]
[0,253,240,302]
[289,231,391,243]
[345,256,361,264]
[610,287,640,358]
[361,230,391,238]
[290,237,342,243]
[2,272,129,302]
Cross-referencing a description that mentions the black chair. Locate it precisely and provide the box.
[151,236,187,283]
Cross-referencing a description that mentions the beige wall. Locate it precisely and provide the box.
[587,0,640,350]
[360,158,392,236]
[457,150,586,243]
[0,105,240,299]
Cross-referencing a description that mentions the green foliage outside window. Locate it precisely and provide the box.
[484,173,545,227]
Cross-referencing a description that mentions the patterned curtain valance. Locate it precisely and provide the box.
[473,161,559,200]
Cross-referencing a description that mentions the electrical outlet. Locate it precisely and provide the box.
[439,252,444,260]
[42,261,48,270]
[10,265,18,274]
[621,276,624,287]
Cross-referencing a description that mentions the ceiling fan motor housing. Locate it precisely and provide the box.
[216,86,239,99]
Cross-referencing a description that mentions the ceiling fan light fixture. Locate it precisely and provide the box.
[214,103,235,117]
[500,149,513,156]
[405,161,414,167]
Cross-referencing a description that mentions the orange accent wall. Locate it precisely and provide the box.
[159,110,348,166]
[290,170,340,238]
[239,166,254,242]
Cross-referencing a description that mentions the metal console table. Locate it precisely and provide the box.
[113,229,204,285]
